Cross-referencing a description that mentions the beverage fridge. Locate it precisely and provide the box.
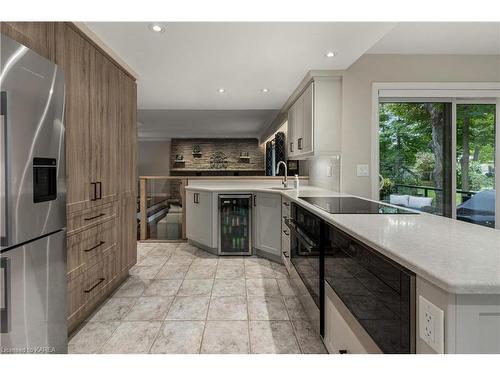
[218,195,252,255]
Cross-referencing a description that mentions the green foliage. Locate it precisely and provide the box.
[379,102,495,198]
[456,161,495,192]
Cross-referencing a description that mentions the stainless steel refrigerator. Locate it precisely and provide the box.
[1,34,67,354]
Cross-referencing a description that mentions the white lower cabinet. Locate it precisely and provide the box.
[186,189,213,248]
[324,283,382,354]
[253,192,282,257]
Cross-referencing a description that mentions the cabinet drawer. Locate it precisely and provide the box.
[67,250,117,320]
[67,218,118,279]
[67,202,117,235]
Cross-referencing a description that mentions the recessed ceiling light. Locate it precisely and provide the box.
[217,88,225,93]
[326,51,337,58]
[261,88,269,93]
[148,23,165,33]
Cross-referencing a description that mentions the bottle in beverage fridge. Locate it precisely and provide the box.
[241,237,245,249]
[232,237,236,249]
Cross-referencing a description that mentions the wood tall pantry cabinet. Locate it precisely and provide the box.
[1,22,138,333]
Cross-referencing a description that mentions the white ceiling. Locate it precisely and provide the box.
[368,22,500,55]
[86,22,500,140]
[85,22,396,110]
[137,109,279,139]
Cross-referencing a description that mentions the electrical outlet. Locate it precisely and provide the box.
[356,164,369,177]
[326,165,333,177]
[419,295,444,353]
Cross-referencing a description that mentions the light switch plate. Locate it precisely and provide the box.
[356,164,369,177]
[419,295,444,353]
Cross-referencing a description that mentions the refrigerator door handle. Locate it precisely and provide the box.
[1,91,9,246]
[1,257,11,333]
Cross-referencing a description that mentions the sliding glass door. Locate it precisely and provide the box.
[456,103,496,228]
[379,102,452,217]
[379,99,497,228]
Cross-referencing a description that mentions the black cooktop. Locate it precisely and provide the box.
[298,196,418,214]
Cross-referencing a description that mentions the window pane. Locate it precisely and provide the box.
[456,104,496,228]
[379,102,452,216]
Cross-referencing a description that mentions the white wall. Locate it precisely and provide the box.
[341,54,500,198]
[138,140,171,176]
[308,156,341,191]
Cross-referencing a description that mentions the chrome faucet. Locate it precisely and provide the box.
[276,161,288,188]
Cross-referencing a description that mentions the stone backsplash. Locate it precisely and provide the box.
[170,138,265,172]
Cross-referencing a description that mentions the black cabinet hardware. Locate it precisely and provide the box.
[84,278,105,293]
[84,241,106,252]
[84,213,106,221]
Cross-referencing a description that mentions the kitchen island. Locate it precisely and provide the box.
[186,179,500,354]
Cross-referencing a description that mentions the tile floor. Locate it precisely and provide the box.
[68,242,327,354]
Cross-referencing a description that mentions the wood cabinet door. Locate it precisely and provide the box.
[300,82,314,155]
[55,23,92,213]
[90,50,118,206]
[119,72,137,196]
[1,22,56,61]
[253,193,281,256]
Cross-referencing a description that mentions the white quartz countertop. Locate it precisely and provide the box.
[186,182,500,294]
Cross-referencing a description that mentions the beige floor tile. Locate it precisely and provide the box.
[201,321,249,354]
[150,321,205,354]
[244,257,271,267]
[292,320,327,354]
[212,278,246,296]
[68,322,120,354]
[191,258,218,267]
[277,279,297,296]
[245,264,275,278]
[89,297,137,322]
[136,255,169,268]
[113,277,150,298]
[124,296,174,321]
[207,296,248,320]
[178,279,214,296]
[249,321,300,354]
[193,249,218,259]
[143,279,182,296]
[283,296,309,320]
[155,263,190,279]
[217,257,245,265]
[216,264,245,279]
[246,278,281,297]
[185,264,217,279]
[129,265,163,280]
[271,263,290,279]
[247,296,289,321]
[166,296,210,320]
[100,321,161,354]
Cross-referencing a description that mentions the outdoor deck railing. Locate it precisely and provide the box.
[393,183,478,203]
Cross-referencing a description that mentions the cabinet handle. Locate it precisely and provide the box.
[97,182,102,200]
[253,195,256,206]
[84,241,106,252]
[283,230,289,236]
[283,251,288,257]
[84,278,105,293]
[338,349,348,354]
[290,142,294,153]
[298,138,303,150]
[84,213,106,221]
[91,182,97,201]
[283,202,290,207]
[194,193,199,204]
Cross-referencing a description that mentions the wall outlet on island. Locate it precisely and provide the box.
[356,164,369,177]
[419,295,444,353]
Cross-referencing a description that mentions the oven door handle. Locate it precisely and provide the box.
[284,218,319,251]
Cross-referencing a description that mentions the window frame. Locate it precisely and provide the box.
[371,82,500,228]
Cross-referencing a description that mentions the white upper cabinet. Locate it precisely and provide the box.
[287,76,342,159]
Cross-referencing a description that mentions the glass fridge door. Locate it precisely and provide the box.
[219,195,252,255]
